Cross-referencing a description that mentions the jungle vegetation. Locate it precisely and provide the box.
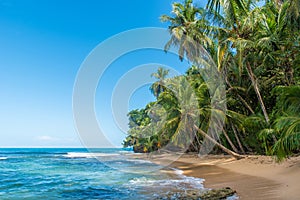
[123,0,300,161]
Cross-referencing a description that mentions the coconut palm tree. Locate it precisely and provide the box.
[259,86,300,159]
[206,0,249,17]
[125,0,300,160]
[166,74,244,158]
[156,76,200,150]
[161,0,214,61]
[150,67,169,98]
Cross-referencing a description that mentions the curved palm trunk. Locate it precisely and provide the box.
[246,62,270,123]
[194,125,244,159]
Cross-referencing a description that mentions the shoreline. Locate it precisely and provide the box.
[132,153,300,199]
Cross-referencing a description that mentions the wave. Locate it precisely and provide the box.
[128,176,237,200]
[118,150,134,154]
[2,151,65,155]
[63,152,120,158]
[171,167,184,175]
[125,159,153,164]
[128,175,204,190]
[0,157,7,160]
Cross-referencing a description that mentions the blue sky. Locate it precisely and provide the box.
[0,0,206,147]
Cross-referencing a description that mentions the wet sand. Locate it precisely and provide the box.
[170,159,281,199]
[134,153,300,199]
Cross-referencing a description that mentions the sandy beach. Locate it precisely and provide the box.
[135,153,300,199]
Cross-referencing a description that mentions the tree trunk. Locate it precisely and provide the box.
[193,132,202,152]
[230,122,246,154]
[246,62,269,123]
[246,63,277,143]
[225,77,255,114]
[194,125,244,159]
[222,129,239,153]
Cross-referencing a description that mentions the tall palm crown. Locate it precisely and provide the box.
[150,67,169,98]
[161,0,214,61]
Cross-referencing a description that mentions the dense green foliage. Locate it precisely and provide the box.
[123,0,300,160]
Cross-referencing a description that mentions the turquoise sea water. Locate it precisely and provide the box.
[0,148,213,200]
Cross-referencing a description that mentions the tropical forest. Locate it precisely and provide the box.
[123,0,300,161]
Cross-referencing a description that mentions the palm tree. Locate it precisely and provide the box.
[166,75,244,158]
[159,76,201,150]
[259,86,300,160]
[161,0,263,120]
[206,0,249,17]
[194,125,243,159]
[214,0,272,124]
[187,68,247,154]
[161,0,214,61]
[150,67,169,98]
[161,1,246,158]
[125,0,300,159]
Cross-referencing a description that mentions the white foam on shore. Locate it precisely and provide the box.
[126,159,153,164]
[63,152,120,158]
[128,175,204,190]
[170,167,184,175]
[118,150,134,154]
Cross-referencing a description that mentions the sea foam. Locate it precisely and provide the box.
[128,174,205,190]
[125,159,153,164]
[63,152,120,158]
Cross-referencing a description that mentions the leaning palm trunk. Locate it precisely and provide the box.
[246,62,270,123]
[225,76,255,114]
[191,126,202,151]
[230,122,246,154]
[222,129,239,153]
[194,125,244,159]
[246,62,277,143]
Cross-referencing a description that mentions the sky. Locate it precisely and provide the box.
[0,0,206,147]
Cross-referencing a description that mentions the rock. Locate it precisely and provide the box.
[154,187,236,200]
[133,145,144,153]
[199,187,236,200]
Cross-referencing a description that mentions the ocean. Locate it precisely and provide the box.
[0,148,236,199]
